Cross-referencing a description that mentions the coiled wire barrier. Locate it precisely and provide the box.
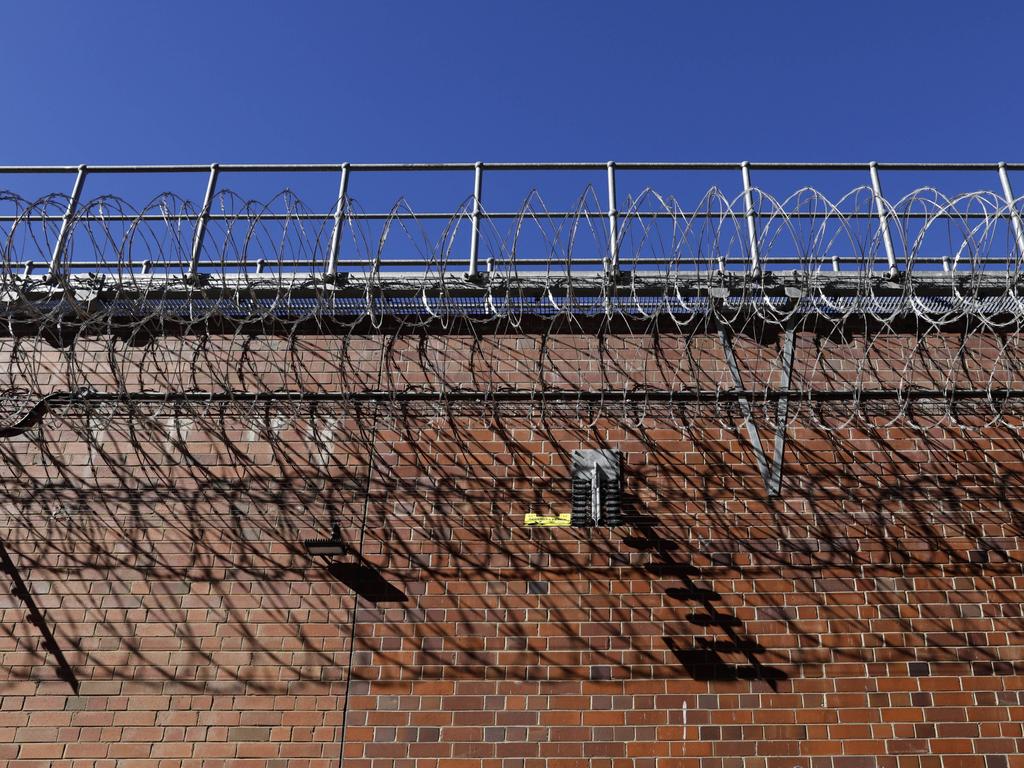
[2,172,1024,435]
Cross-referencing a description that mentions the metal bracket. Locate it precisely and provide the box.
[717,321,771,486]
[767,318,798,497]
[717,318,797,497]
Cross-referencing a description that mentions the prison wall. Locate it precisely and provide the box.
[1,329,1023,767]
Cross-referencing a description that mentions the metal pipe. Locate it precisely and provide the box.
[6,161,1024,174]
[4,209,1024,223]
[325,163,350,279]
[47,165,88,279]
[467,162,484,278]
[741,162,760,276]
[607,162,619,275]
[869,162,899,278]
[187,164,220,281]
[42,254,1003,271]
[29,386,1024,405]
[998,162,1024,264]
[0,166,81,174]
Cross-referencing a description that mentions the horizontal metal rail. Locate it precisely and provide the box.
[3,161,1024,282]
[36,256,1013,271]
[3,162,1024,173]
[0,210,1020,222]
[8,274,1022,295]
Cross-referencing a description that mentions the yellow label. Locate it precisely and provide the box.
[524,512,571,527]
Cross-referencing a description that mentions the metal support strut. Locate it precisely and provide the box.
[467,162,484,279]
[717,319,771,487]
[767,318,797,497]
[606,161,619,277]
[47,164,87,279]
[188,163,220,281]
[870,161,900,279]
[717,315,797,497]
[740,161,761,277]
[998,163,1024,265]
[325,162,350,279]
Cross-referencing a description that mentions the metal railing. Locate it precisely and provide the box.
[2,162,1024,281]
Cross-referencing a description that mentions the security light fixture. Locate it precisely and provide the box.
[571,449,622,527]
[303,524,350,559]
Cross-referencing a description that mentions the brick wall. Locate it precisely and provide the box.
[1,329,1024,767]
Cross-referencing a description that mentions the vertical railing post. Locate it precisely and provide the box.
[740,161,761,277]
[998,162,1024,266]
[467,161,484,279]
[48,164,87,280]
[606,161,619,276]
[188,163,219,281]
[869,161,899,278]
[325,162,350,279]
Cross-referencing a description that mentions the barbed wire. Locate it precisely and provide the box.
[0,185,1023,432]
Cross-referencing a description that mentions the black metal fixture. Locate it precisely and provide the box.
[571,449,622,527]
[303,524,350,560]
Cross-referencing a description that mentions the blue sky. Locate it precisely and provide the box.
[3,0,1023,244]
[1,1,1019,164]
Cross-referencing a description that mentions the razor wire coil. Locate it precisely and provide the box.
[1,181,1024,432]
